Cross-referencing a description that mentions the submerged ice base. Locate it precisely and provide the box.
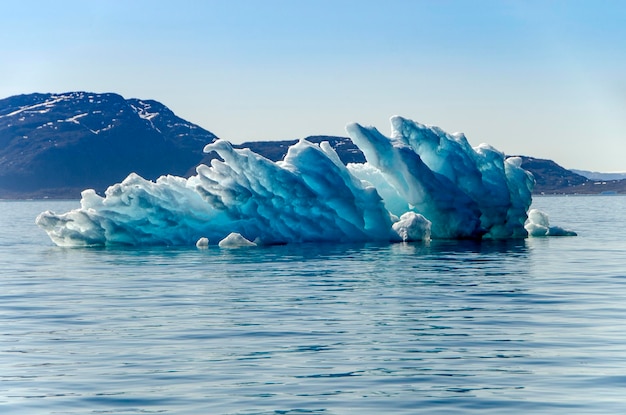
[36,116,572,247]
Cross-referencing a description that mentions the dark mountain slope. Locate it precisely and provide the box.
[0,92,217,197]
[518,156,588,194]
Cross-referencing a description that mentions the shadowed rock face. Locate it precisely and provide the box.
[0,92,217,198]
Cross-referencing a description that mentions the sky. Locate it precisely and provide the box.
[1,0,625,172]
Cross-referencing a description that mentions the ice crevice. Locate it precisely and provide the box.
[36,116,575,247]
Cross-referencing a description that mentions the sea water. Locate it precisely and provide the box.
[1,196,625,414]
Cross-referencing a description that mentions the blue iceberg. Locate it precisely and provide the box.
[36,116,568,247]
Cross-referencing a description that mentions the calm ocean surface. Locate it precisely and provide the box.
[1,196,625,414]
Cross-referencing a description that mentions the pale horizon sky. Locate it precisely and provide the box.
[2,0,625,172]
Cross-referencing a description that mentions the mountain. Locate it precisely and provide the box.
[570,169,626,181]
[205,135,365,167]
[517,156,588,193]
[0,92,217,198]
[1,91,624,198]
[224,140,626,195]
[518,157,626,195]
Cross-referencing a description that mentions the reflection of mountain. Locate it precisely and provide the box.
[1,92,623,198]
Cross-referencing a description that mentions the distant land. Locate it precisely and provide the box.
[0,92,216,199]
[570,170,626,181]
[1,92,624,199]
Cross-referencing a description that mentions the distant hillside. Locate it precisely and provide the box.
[230,140,625,195]
[226,139,626,195]
[518,157,626,195]
[0,92,217,198]
[518,156,588,193]
[571,169,626,181]
[1,91,623,198]
[224,138,626,195]
[200,135,365,168]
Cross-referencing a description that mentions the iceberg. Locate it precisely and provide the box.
[195,237,209,248]
[218,232,258,248]
[36,116,572,247]
[524,209,577,237]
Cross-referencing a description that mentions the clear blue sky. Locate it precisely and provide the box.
[2,0,624,171]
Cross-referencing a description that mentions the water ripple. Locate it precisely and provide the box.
[1,198,626,414]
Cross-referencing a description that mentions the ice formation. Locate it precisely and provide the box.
[218,232,257,248]
[525,209,577,237]
[36,116,570,247]
[195,237,209,249]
